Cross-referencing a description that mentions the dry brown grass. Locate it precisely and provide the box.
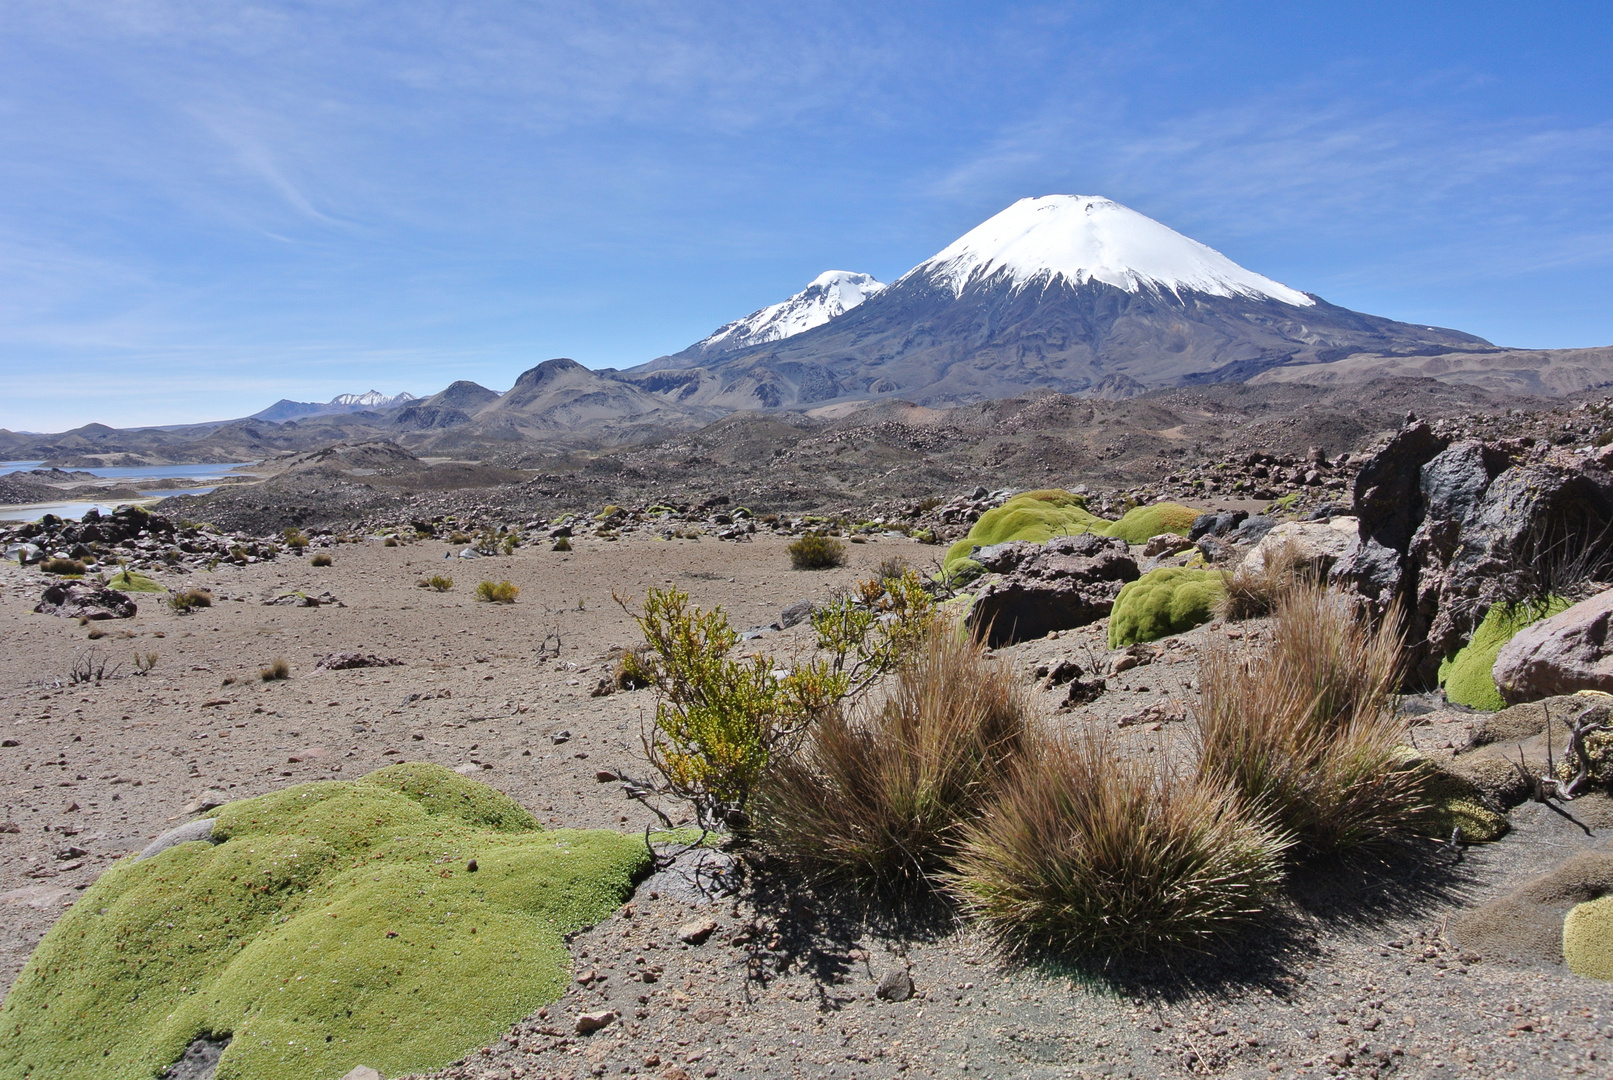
[755,624,1027,894]
[167,587,213,613]
[1217,536,1311,621]
[259,657,290,682]
[951,729,1290,958]
[1196,583,1425,856]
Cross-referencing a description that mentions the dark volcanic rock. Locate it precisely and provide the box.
[33,583,137,620]
[966,533,1139,646]
[1428,461,1613,660]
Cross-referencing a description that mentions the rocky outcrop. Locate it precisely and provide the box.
[966,533,1139,646]
[33,583,137,620]
[1242,517,1360,578]
[1332,423,1613,687]
[1493,589,1613,702]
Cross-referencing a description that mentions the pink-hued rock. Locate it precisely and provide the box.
[1494,589,1613,704]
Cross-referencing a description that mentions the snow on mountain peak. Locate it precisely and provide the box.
[909,195,1313,307]
[330,390,415,408]
[698,270,886,352]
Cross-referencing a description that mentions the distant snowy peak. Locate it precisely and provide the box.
[331,390,416,408]
[907,195,1314,308]
[698,271,886,352]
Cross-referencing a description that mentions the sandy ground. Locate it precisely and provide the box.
[4,534,1613,1080]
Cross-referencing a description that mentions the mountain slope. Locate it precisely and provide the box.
[617,195,1490,410]
[251,391,415,422]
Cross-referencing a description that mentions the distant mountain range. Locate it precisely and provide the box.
[6,193,1613,469]
[251,390,419,422]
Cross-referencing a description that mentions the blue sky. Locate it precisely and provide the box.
[2,2,1611,431]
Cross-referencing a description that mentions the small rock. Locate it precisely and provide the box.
[576,1010,618,1035]
[779,600,814,629]
[659,1068,694,1080]
[677,918,719,945]
[595,770,618,782]
[342,1068,383,1080]
[552,730,572,745]
[875,966,914,1001]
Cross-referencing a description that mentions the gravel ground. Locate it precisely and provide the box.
[2,534,1611,1080]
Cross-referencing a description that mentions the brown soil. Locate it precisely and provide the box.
[4,535,1613,1080]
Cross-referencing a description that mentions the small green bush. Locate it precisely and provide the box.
[789,533,846,570]
[310,552,333,567]
[1441,597,1572,710]
[426,574,453,591]
[1108,567,1226,648]
[628,587,841,832]
[476,580,519,604]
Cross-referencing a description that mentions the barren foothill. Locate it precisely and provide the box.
[3,530,1613,1080]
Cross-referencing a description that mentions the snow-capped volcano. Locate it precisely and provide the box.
[910,195,1313,306]
[620,194,1489,411]
[664,271,884,365]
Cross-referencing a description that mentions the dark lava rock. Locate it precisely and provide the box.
[33,583,137,620]
[966,533,1139,647]
[1189,510,1248,541]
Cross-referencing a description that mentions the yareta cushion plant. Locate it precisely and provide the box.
[0,763,648,1080]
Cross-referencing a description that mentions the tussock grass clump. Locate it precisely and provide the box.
[167,587,213,612]
[1196,583,1426,856]
[383,536,399,547]
[789,533,846,570]
[40,557,86,575]
[873,554,912,583]
[553,536,572,552]
[756,626,1026,893]
[310,552,333,567]
[951,730,1289,958]
[423,574,453,591]
[476,579,519,603]
[282,527,309,551]
[1217,537,1309,621]
[260,657,290,682]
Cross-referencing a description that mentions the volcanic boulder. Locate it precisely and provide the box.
[965,533,1139,646]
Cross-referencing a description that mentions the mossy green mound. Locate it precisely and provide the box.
[106,568,164,592]
[1400,755,1509,843]
[1102,503,1202,544]
[1439,597,1572,710]
[1565,894,1613,979]
[0,763,647,1080]
[1108,567,1225,648]
[940,491,1202,576]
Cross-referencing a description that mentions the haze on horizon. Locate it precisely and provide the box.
[3,1,1611,432]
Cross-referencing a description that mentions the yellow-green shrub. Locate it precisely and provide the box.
[0,764,644,1080]
[1108,567,1226,648]
[476,580,520,603]
[1441,597,1572,710]
[941,491,1203,576]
